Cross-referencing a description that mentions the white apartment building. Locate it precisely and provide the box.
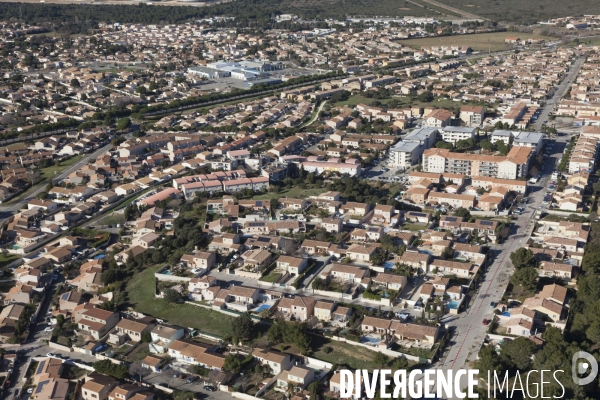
[440,126,476,144]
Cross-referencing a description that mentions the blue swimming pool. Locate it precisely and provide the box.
[256,304,271,313]
[383,261,395,270]
[448,300,461,309]
[361,336,381,345]
[161,270,172,275]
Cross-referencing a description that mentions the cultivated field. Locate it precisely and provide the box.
[398,31,553,52]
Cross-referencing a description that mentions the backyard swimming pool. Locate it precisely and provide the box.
[448,300,461,309]
[256,304,271,313]
[361,336,382,346]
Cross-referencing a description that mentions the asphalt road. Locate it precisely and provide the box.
[420,136,569,398]
[532,56,585,131]
[0,143,112,214]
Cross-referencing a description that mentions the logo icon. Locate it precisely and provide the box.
[572,351,598,386]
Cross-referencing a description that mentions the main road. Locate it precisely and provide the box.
[532,56,585,131]
[420,134,569,399]
[0,143,112,215]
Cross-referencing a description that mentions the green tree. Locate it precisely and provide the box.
[231,312,254,341]
[116,117,132,131]
[70,78,80,87]
[417,91,433,102]
[141,330,152,343]
[454,207,471,220]
[93,360,129,379]
[495,140,509,156]
[510,267,538,291]
[435,140,453,150]
[222,354,243,373]
[479,139,495,152]
[163,288,181,303]
[509,248,536,269]
[441,245,454,260]
[373,352,389,367]
[173,392,194,400]
[499,337,536,370]
[475,345,504,377]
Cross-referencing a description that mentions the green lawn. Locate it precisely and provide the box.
[259,272,281,283]
[127,265,234,337]
[0,253,20,269]
[253,187,327,200]
[402,223,428,232]
[40,155,83,181]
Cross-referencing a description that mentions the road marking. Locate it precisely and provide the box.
[449,223,522,370]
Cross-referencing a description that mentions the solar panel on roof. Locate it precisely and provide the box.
[36,380,50,394]
[480,221,494,226]
[446,217,457,222]
[36,360,46,374]
[257,237,270,243]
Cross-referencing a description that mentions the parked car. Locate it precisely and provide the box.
[186,377,196,384]
[204,386,215,392]
[482,319,489,325]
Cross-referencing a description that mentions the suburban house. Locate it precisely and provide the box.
[314,300,336,321]
[149,324,185,354]
[252,348,293,375]
[77,308,120,340]
[275,295,316,321]
[327,263,370,283]
[109,319,153,345]
[276,256,309,276]
[276,366,316,393]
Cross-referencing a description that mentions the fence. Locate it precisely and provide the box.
[230,391,258,400]
[330,335,432,363]
[48,341,72,352]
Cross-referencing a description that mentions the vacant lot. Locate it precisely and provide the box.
[398,32,552,52]
[335,94,490,114]
[43,155,83,180]
[253,187,326,200]
[127,265,234,337]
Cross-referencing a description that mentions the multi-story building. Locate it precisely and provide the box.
[422,146,531,179]
[459,105,485,127]
[389,127,438,168]
[440,126,476,144]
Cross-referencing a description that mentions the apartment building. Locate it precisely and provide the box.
[440,126,476,144]
[389,127,438,168]
[422,146,531,179]
[459,105,485,127]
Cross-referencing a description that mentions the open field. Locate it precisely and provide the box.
[398,32,553,52]
[335,94,490,114]
[436,0,593,24]
[127,265,234,337]
[40,155,83,181]
[253,187,327,200]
